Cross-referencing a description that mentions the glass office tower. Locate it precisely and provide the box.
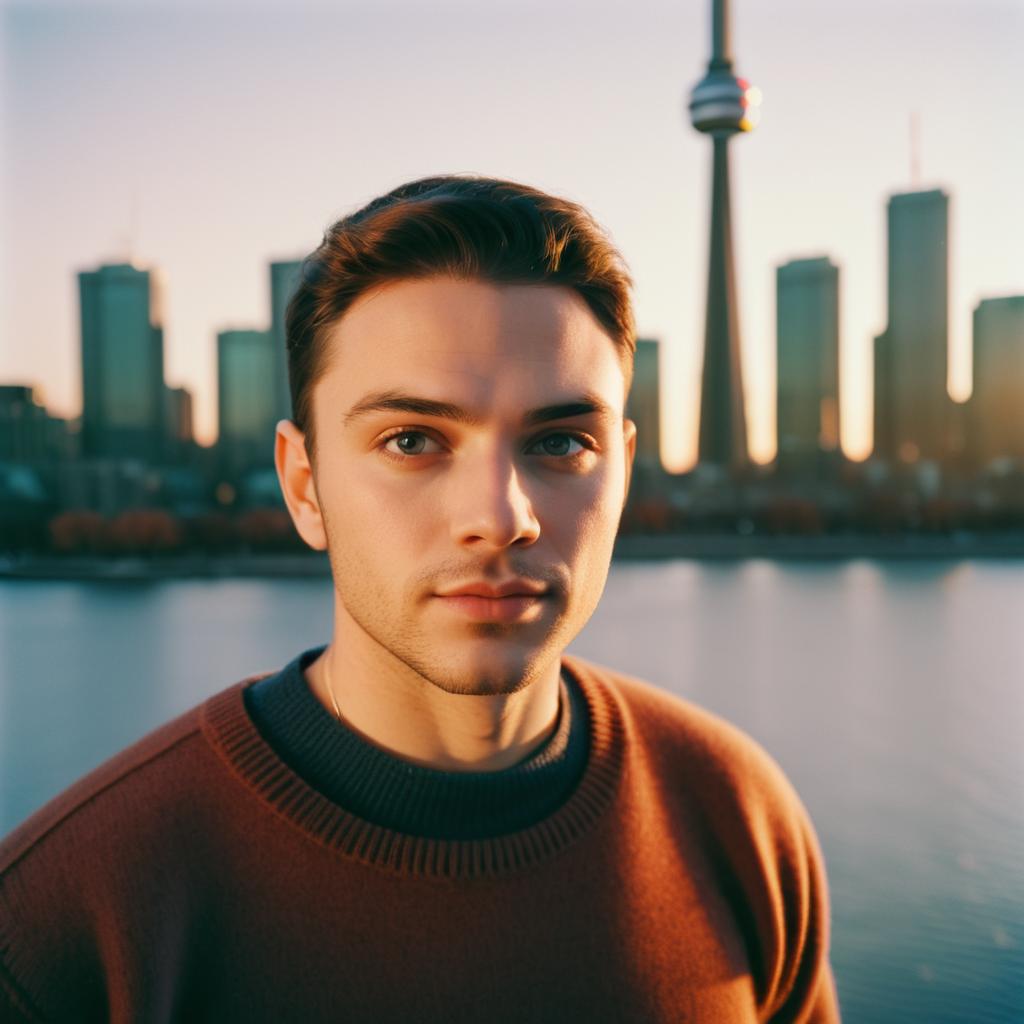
[873,189,950,465]
[217,329,277,475]
[970,295,1024,468]
[626,338,663,471]
[776,256,840,474]
[270,260,303,425]
[79,263,165,462]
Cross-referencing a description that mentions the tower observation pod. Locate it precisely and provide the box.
[688,0,761,473]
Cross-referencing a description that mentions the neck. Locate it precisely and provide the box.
[305,619,562,773]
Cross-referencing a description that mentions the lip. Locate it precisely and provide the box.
[433,580,551,624]
[433,593,548,623]
[436,579,550,599]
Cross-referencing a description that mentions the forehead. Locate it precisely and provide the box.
[318,277,627,412]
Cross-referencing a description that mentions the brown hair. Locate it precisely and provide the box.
[285,175,635,458]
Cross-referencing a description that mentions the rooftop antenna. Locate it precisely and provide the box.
[910,111,921,187]
[112,188,140,265]
[127,188,140,265]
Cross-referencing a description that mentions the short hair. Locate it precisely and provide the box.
[285,175,636,458]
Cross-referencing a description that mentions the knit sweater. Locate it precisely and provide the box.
[0,654,840,1023]
[242,646,590,839]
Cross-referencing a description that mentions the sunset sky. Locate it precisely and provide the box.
[2,0,1021,469]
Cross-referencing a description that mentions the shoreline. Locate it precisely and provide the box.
[3,533,1024,580]
[612,533,1024,561]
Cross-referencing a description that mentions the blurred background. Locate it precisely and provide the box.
[1,0,1022,1020]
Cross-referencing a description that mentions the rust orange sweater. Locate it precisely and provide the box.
[0,655,839,1022]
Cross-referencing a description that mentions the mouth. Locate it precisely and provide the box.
[432,593,549,624]
[432,574,557,624]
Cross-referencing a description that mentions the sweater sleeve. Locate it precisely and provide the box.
[606,668,842,1022]
[795,964,841,1024]
[764,800,841,1023]
[687,710,840,1023]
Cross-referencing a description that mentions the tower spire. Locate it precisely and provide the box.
[711,0,731,66]
[688,0,759,474]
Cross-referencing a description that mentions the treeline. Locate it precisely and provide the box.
[3,508,307,556]
[4,489,1024,558]
[620,494,1024,537]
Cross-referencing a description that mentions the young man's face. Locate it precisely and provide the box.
[282,276,635,696]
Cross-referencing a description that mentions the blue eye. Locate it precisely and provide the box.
[383,432,442,456]
[530,433,584,457]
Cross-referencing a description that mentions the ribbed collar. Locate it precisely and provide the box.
[240,646,587,840]
[200,653,626,879]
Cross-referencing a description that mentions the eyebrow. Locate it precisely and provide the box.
[343,389,614,428]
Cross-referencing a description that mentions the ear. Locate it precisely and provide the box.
[275,419,328,551]
[621,417,637,506]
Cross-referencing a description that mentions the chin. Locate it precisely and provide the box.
[421,643,551,697]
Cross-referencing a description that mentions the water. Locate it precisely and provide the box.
[1,561,1022,1023]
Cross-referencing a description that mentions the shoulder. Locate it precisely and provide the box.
[566,654,803,819]
[565,655,837,1019]
[0,701,195,1016]
[0,676,256,877]
[0,679,263,1019]
[564,654,826,919]
[1,703,196,871]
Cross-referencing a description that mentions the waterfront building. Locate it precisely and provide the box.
[626,338,663,471]
[0,386,75,465]
[79,263,166,462]
[163,385,195,464]
[217,329,277,476]
[270,260,304,424]
[970,295,1024,469]
[776,257,840,475]
[873,189,950,465]
[55,458,152,517]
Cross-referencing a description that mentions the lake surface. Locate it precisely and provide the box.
[1,561,1022,1022]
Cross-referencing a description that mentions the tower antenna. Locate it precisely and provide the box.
[910,111,921,187]
[127,188,140,265]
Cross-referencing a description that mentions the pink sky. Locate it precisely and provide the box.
[2,0,1022,468]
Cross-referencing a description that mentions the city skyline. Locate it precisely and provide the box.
[2,0,1022,468]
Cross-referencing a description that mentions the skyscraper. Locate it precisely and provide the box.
[873,189,950,465]
[688,0,759,474]
[270,260,304,424]
[970,295,1024,468]
[163,385,194,463]
[79,263,166,462]
[776,257,840,474]
[626,337,662,470]
[0,385,73,465]
[217,329,277,475]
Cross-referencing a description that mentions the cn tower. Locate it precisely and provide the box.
[688,0,760,472]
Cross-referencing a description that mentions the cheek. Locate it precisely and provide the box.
[321,470,439,563]
[544,473,622,572]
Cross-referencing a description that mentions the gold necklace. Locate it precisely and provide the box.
[323,661,343,722]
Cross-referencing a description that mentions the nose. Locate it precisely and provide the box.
[449,451,540,550]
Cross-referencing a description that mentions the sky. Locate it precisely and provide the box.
[1,0,1022,469]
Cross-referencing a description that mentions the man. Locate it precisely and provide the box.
[0,176,839,1021]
